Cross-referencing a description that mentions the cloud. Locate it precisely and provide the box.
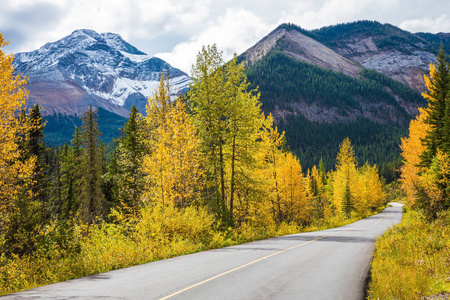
[0,0,63,53]
[1,0,212,54]
[277,0,403,30]
[2,0,450,72]
[154,7,274,74]
[400,14,450,33]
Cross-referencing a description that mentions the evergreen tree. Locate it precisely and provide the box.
[116,105,146,213]
[27,103,48,220]
[420,44,450,167]
[60,129,82,219]
[77,105,106,224]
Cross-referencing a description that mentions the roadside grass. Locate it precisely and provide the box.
[0,205,382,296]
[368,208,450,299]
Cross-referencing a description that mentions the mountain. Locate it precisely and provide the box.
[13,29,190,118]
[240,21,447,173]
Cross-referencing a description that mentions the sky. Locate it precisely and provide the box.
[1,0,450,74]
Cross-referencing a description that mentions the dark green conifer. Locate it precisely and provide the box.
[78,105,106,224]
[420,44,450,168]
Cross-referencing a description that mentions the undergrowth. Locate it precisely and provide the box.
[0,205,377,296]
[369,208,450,299]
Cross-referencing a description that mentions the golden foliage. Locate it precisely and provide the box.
[369,210,450,299]
[142,76,203,207]
[0,33,35,245]
[400,108,430,206]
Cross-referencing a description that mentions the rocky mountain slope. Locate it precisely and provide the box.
[239,20,448,171]
[242,21,450,94]
[13,29,190,117]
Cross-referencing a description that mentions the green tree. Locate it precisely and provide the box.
[189,46,264,224]
[77,105,106,224]
[26,104,48,220]
[115,105,146,213]
[189,44,228,216]
[420,45,450,167]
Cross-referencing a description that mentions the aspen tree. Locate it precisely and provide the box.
[0,33,35,252]
[190,46,264,224]
[334,137,357,216]
[142,76,203,207]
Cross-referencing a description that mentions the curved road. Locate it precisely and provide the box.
[3,203,403,300]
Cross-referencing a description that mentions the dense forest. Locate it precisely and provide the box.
[43,108,126,146]
[245,50,423,173]
[1,35,387,295]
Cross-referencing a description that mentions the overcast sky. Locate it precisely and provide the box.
[2,0,450,74]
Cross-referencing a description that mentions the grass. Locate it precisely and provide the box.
[368,207,450,299]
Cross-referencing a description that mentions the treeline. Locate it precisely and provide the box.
[281,114,406,176]
[0,36,387,294]
[43,108,126,146]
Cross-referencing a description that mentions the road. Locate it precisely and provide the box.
[3,203,403,300]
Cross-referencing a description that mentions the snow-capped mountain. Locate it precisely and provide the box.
[13,29,190,117]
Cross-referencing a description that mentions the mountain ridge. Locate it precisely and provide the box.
[240,20,439,170]
[13,29,190,117]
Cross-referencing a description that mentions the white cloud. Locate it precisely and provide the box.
[154,8,274,74]
[277,0,402,30]
[2,0,450,72]
[400,14,450,33]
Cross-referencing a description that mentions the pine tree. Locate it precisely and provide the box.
[420,45,450,167]
[77,105,106,224]
[116,105,146,213]
[27,104,48,221]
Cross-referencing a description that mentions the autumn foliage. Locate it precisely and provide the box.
[400,46,450,219]
[0,39,387,295]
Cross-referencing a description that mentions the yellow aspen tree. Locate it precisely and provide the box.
[165,99,203,207]
[142,76,203,207]
[366,165,385,209]
[0,33,35,247]
[277,152,307,224]
[415,150,450,219]
[257,114,286,223]
[400,108,430,206]
[352,164,371,214]
[333,137,358,216]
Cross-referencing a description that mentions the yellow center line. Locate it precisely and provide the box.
[158,205,397,300]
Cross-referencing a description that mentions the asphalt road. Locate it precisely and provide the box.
[3,203,403,300]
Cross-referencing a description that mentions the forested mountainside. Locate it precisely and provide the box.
[240,20,444,171]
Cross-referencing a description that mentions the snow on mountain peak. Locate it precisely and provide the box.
[101,32,147,55]
[72,29,103,41]
[12,29,190,117]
